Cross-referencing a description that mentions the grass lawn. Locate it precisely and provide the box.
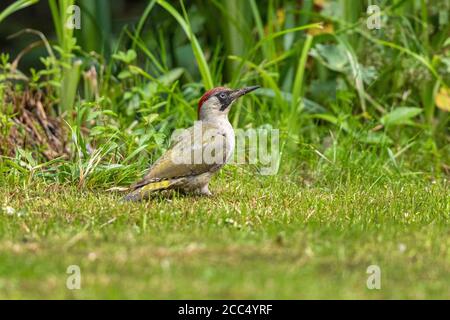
[1,0,449,302]
[0,168,448,299]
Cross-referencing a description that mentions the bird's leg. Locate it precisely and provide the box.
[198,183,212,196]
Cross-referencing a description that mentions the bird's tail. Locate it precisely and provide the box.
[121,180,174,202]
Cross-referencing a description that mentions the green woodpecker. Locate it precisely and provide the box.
[123,85,260,201]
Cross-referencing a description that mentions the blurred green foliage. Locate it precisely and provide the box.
[0,0,449,186]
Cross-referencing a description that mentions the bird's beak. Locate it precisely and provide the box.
[230,85,260,101]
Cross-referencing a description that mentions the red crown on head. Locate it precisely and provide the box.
[198,87,227,118]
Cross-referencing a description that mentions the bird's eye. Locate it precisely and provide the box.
[219,93,226,99]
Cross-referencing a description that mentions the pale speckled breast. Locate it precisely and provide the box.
[205,117,235,168]
[223,124,235,164]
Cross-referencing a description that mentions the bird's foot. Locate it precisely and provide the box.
[202,190,213,197]
[197,185,212,196]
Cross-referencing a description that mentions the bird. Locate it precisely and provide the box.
[123,85,260,201]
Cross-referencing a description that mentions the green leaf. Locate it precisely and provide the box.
[443,37,450,47]
[153,133,166,146]
[144,68,184,97]
[380,107,423,126]
[311,44,348,72]
[118,70,132,80]
[0,0,39,25]
[112,50,137,64]
[143,114,159,125]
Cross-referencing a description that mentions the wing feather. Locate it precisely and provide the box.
[132,123,229,190]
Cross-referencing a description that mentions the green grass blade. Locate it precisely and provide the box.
[133,0,157,49]
[292,34,313,113]
[0,0,39,24]
[157,0,214,89]
[48,0,62,44]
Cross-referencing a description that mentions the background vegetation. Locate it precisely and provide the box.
[0,0,449,299]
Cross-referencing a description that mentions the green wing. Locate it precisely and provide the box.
[132,123,228,189]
